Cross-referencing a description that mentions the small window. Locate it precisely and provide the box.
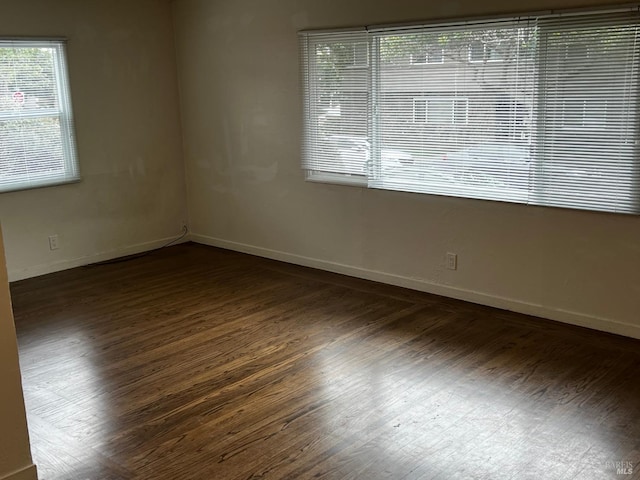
[564,41,590,61]
[0,39,79,192]
[469,41,505,63]
[410,48,444,64]
[347,42,369,67]
[562,98,608,129]
[413,98,427,123]
[413,97,468,124]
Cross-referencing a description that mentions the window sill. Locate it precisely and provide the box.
[305,171,367,187]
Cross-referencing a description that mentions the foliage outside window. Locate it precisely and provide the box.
[0,39,79,193]
[299,9,640,214]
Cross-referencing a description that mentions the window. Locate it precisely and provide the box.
[561,98,608,130]
[413,97,468,124]
[299,9,640,214]
[345,42,369,67]
[410,48,444,64]
[468,41,506,62]
[0,39,79,192]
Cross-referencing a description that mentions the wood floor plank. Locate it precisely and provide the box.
[10,242,640,479]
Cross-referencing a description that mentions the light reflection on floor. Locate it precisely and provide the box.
[313,324,623,479]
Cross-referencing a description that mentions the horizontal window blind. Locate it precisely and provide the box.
[0,39,79,193]
[534,13,640,213]
[300,31,370,182]
[370,19,536,204]
[299,7,640,214]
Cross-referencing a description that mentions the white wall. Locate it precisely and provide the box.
[0,227,37,480]
[0,0,187,281]
[173,0,640,339]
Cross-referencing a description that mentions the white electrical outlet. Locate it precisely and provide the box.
[48,235,59,250]
[446,252,457,270]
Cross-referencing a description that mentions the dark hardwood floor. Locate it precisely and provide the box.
[10,243,640,480]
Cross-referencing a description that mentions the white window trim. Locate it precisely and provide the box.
[306,170,367,186]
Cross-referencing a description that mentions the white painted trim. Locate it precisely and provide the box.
[0,464,38,480]
[8,235,191,282]
[191,233,640,340]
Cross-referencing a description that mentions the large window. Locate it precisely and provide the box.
[0,39,79,193]
[299,9,640,214]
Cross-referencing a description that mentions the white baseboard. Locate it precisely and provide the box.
[191,233,640,340]
[0,464,38,480]
[8,235,191,282]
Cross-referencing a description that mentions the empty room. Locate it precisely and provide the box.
[0,0,639,479]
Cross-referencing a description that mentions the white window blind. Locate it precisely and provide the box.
[0,39,79,193]
[300,31,371,185]
[299,8,640,214]
[533,13,639,212]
